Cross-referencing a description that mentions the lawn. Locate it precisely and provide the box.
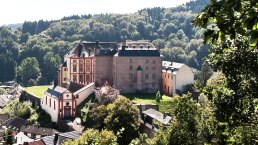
[24,85,50,98]
[122,93,174,113]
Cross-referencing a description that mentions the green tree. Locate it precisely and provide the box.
[199,61,213,87]
[27,79,37,86]
[2,100,38,123]
[4,128,14,145]
[156,91,161,102]
[42,52,61,83]
[17,57,40,86]
[90,105,108,130]
[105,96,140,145]
[130,133,148,145]
[194,0,258,143]
[168,95,199,145]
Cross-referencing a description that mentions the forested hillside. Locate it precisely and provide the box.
[0,0,209,86]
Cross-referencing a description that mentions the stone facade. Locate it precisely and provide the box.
[58,40,162,93]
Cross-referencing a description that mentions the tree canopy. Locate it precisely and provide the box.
[193,0,258,144]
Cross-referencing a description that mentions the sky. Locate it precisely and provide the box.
[0,0,190,26]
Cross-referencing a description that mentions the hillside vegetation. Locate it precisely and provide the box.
[0,0,209,86]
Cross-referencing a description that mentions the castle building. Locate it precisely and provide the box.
[58,40,162,93]
[113,41,161,93]
[42,40,162,122]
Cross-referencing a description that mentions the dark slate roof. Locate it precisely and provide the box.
[68,82,85,93]
[143,108,172,125]
[20,125,57,136]
[126,41,155,48]
[41,131,80,145]
[99,48,117,56]
[0,117,29,130]
[61,61,67,67]
[162,61,185,73]
[58,131,80,143]
[117,41,160,56]
[118,50,160,57]
[41,135,55,145]
[0,114,9,124]
[67,42,118,57]
[46,85,68,98]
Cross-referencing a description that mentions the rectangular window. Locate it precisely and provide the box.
[146,66,149,70]
[152,84,155,88]
[54,101,55,110]
[145,74,149,80]
[152,60,155,64]
[45,96,47,105]
[73,65,77,72]
[152,67,155,70]
[64,68,67,71]
[129,73,134,79]
[79,75,83,83]
[73,75,76,82]
[86,65,90,72]
[86,75,90,82]
[145,84,148,89]
[64,77,66,81]
[129,65,133,70]
[168,74,170,79]
[73,60,76,63]
[129,84,133,88]
[146,59,149,64]
[79,64,83,72]
[152,74,156,80]
[49,98,51,107]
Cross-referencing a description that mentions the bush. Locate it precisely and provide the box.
[0,88,6,95]
[156,91,161,102]
[27,79,37,87]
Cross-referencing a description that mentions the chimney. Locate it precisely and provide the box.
[54,133,58,145]
[53,77,58,88]
[156,47,160,52]
[78,43,82,57]
[121,36,127,51]
[96,40,99,46]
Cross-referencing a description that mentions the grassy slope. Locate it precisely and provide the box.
[24,85,50,98]
[122,93,174,113]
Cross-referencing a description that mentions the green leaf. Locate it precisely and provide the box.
[204,30,214,44]
[249,37,257,47]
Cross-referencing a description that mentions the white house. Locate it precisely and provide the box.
[162,61,194,95]
[15,132,33,145]
[41,81,94,123]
